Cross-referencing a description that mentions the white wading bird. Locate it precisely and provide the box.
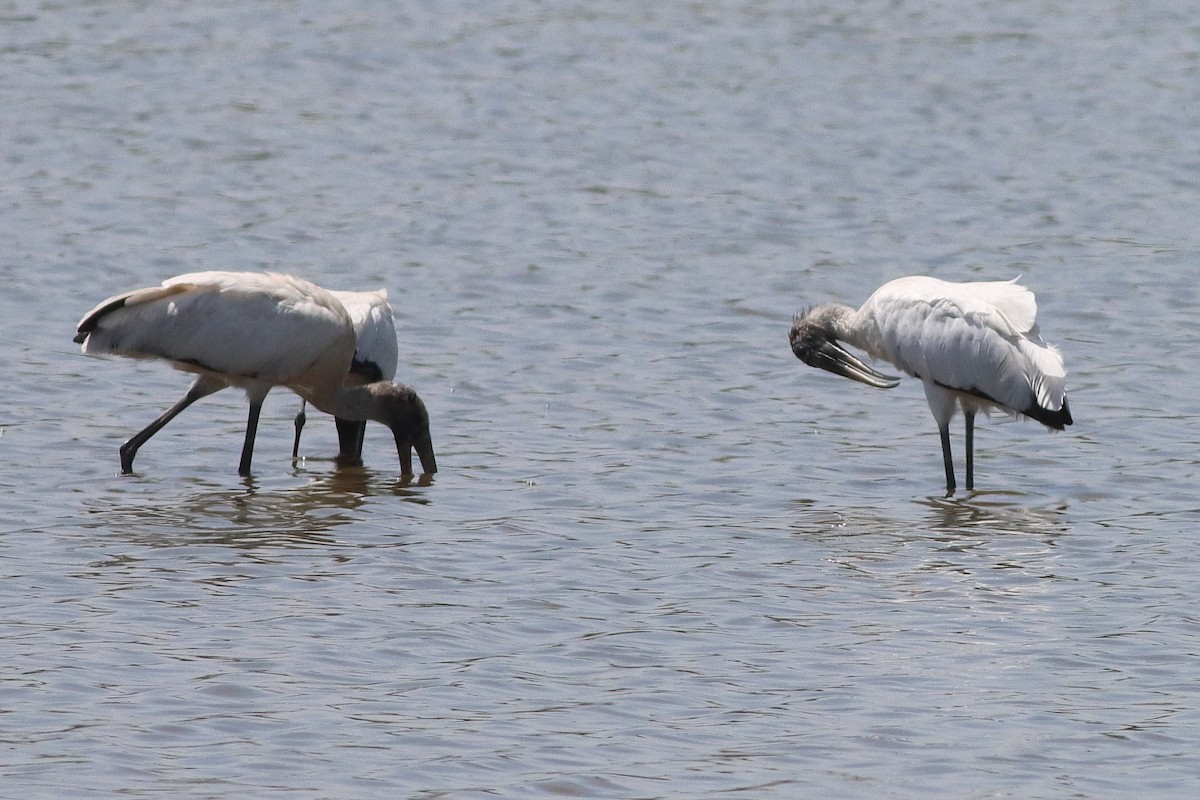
[291,288,398,464]
[789,276,1071,494]
[74,271,436,478]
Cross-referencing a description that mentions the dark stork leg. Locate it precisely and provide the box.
[237,396,266,477]
[335,417,367,465]
[938,422,956,496]
[964,408,976,492]
[120,377,224,473]
[292,401,307,459]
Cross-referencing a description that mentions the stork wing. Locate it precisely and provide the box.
[330,289,399,382]
[78,272,355,384]
[865,277,1067,416]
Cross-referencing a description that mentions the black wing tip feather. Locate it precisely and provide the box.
[74,296,130,343]
[349,357,385,382]
[1026,394,1072,430]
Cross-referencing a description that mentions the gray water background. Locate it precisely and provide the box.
[3,1,1200,797]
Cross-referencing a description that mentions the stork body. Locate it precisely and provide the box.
[789,276,1071,494]
[74,271,436,477]
[291,288,398,463]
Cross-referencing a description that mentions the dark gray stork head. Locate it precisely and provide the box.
[368,382,438,475]
[789,305,900,389]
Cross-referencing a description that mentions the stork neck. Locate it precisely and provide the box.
[299,384,384,424]
[811,303,882,357]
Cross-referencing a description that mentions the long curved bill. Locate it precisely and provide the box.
[415,438,438,475]
[397,432,438,476]
[799,338,900,389]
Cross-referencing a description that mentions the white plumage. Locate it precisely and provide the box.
[789,276,1071,493]
[74,271,436,477]
[291,288,399,462]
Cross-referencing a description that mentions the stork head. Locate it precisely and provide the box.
[371,382,438,476]
[789,305,900,389]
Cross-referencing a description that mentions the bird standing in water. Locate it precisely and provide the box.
[74,271,436,478]
[789,276,1071,494]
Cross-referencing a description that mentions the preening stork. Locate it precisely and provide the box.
[74,271,436,478]
[789,276,1071,494]
[291,288,398,463]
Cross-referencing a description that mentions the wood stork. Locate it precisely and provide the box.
[290,288,398,463]
[74,271,436,478]
[789,276,1071,494]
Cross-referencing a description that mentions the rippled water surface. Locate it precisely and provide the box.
[4,1,1200,797]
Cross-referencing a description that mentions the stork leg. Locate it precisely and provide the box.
[292,401,307,459]
[334,417,367,465]
[238,397,266,477]
[964,408,976,492]
[119,377,224,473]
[938,422,956,495]
[922,383,959,495]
